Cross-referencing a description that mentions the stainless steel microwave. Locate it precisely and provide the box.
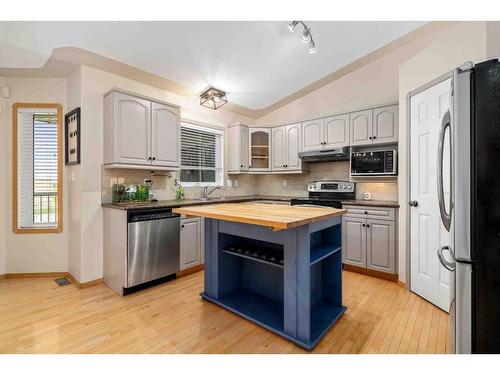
[351,149,397,176]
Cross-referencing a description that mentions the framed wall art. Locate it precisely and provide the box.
[65,107,81,165]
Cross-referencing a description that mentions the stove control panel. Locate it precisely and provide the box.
[308,180,355,193]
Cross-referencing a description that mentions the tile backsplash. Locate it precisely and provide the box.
[101,161,398,203]
[101,167,258,203]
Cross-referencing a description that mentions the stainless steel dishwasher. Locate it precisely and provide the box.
[127,208,180,288]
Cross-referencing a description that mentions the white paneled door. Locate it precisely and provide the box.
[410,78,452,312]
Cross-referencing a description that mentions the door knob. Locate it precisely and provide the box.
[409,200,419,207]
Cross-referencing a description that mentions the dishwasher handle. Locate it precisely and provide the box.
[128,208,180,223]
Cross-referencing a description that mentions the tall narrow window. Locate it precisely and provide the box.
[13,104,63,233]
[180,122,223,187]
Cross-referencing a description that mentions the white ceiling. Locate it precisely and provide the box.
[0,21,426,109]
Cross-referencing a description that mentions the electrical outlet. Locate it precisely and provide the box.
[226,179,232,187]
[282,179,287,187]
[234,180,239,187]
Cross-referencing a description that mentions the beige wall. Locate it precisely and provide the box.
[398,22,489,284]
[69,65,257,282]
[0,77,69,273]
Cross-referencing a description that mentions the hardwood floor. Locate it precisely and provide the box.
[0,270,451,354]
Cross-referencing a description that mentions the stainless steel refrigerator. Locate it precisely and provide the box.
[437,59,500,353]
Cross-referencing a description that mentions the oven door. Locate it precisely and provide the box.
[351,150,396,176]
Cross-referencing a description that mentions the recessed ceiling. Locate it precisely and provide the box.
[0,21,426,110]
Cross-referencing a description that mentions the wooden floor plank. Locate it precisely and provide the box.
[0,270,450,354]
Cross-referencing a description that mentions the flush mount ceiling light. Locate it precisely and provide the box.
[199,87,228,110]
[287,21,317,55]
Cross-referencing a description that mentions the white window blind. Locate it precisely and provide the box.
[180,122,223,186]
[17,110,59,228]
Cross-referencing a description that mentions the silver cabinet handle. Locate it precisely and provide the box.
[437,245,456,272]
[437,110,452,232]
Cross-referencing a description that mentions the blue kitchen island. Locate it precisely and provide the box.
[173,202,347,350]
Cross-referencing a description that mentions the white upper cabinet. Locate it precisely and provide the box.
[350,109,373,146]
[373,105,398,144]
[227,125,249,172]
[301,119,324,152]
[151,102,180,167]
[350,105,399,146]
[285,123,301,170]
[271,126,286,171]
[272,123,302,171]
[104,89,180,169]
[324,114,349,148]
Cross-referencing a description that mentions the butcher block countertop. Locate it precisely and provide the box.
[172,202,346,231]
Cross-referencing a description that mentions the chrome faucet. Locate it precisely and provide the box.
[202,185,221,200]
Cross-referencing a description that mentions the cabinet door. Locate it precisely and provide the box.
[272,126,286,171]
[114,92,151,165]
[249,129,271,171]
[350,109,373,146]
[240,126,250,170]
[227,126,240,172]
[285,123,302,170]
[301,119,324,152]
[342,216,367,267]
[366,219,395,274]
[151,102,180,167]
[180,218,201,271]
[324,114,349,148]
[373,105,398,144]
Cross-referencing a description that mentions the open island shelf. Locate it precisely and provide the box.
[172,202,346,350]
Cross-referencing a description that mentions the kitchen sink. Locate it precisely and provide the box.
[196,197,227,202]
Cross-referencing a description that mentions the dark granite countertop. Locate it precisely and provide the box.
[101,195,294,211]
[341,199,400,208]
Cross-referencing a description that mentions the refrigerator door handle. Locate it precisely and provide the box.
[437,109,452,232]
[437,245,456,272]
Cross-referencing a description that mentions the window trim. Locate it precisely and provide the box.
[180,121,224,188]
[12,103,63,234]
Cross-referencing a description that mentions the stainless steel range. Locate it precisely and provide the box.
[290,180,356,208]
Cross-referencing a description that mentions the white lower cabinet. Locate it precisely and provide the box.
[342,206,397,275]
[180,217,204,271]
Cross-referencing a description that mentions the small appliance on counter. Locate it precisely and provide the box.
[290,180,355,208]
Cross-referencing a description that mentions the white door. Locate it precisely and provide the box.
[151,102,180,167]
[301,119,324,152]
[180,218,201,271]
[324,114,349,148]
[272,126,286,171]
[373,105,399,144]
[350,110,373,146]
[114,92,151,165]
[285,123,301,170]
[410,78,452,312]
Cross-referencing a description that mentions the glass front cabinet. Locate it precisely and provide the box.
[249,128,271,171]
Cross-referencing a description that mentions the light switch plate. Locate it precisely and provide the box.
[234,180,239,187]
[282,180,287,187]
[226,179,232,187]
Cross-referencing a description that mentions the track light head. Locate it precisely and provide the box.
[308,39,317,54]
[300,27,310,43]
[288,21,299,32]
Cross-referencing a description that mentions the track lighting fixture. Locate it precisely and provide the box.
[287,21,317,54]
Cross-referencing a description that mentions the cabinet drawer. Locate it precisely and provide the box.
[342,205,395,221]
